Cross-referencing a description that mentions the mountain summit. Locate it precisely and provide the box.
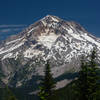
[0,15,100,89]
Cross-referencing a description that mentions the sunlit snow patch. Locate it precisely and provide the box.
[38,32,59,49]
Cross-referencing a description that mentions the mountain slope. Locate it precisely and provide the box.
[0,15,100,90]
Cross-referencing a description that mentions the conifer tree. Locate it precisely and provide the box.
[86,49,99,100]
[75,56,89,100]
[39,60,55,100]
[75,49,99,100]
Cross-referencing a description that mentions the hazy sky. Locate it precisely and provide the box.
[0,0,100,40]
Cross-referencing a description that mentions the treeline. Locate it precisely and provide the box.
[45,49,100,100]
[38,49,100,100]
[0,48,100,100]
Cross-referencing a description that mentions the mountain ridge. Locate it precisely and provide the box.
[0,15,100,90]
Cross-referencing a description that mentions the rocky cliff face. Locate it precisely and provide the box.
[0,15,100,90]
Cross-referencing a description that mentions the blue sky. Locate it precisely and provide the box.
[0,0,100,40]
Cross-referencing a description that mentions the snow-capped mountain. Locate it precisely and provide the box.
[0,15,100,90]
